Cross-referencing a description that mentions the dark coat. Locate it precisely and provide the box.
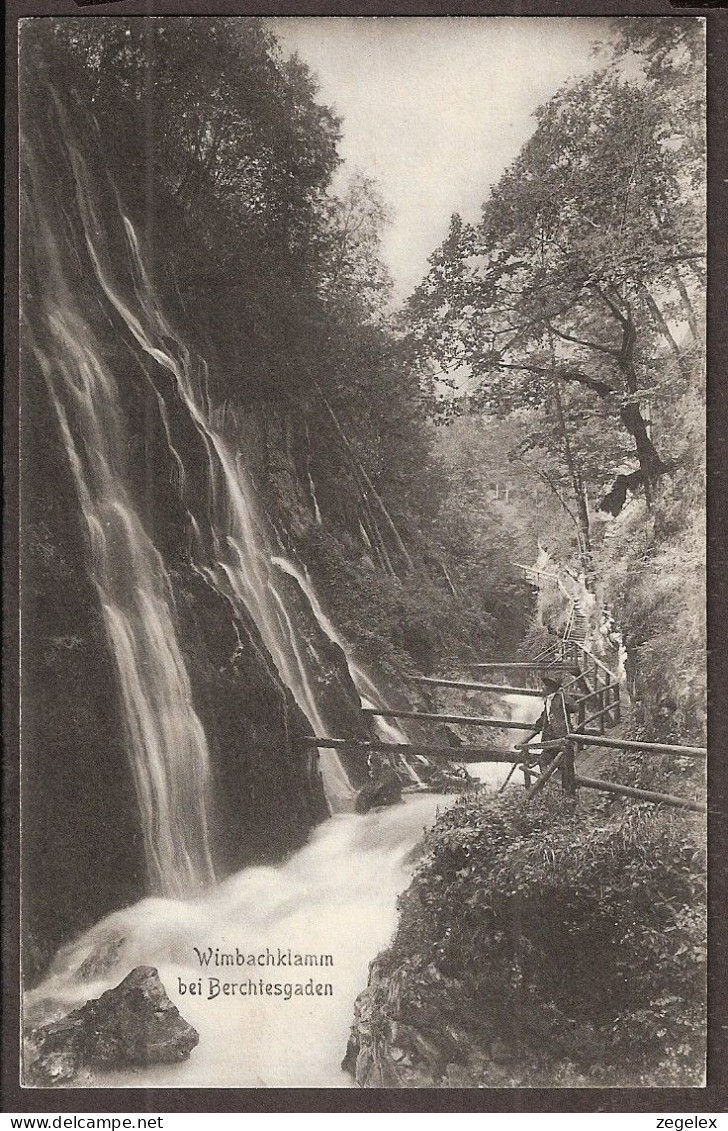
[532,690,575,743]
[530,690,578,792]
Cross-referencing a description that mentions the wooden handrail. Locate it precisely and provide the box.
[573,686,610,706]
[574,775,706,813]
[579,698,615,728]
[408,676,543,697]
[524,748,567,799]
[296,736,524,763]
[569,638,614,679]
[361,708,535,730]
[470,662,579,672]
[567,732,706,757]
[515,564,562,583]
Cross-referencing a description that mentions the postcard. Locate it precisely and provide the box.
[11,10,709,1099]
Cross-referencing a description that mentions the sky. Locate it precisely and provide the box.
[269,17,611,304]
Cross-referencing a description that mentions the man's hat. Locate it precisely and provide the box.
[541,672,563,692]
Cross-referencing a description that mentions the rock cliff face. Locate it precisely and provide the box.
[19,87,369,981]
[342,955,514,1089]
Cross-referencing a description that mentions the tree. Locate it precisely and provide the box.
[318,172,394,321]
[23,19,342,261]
[406,62,705,512]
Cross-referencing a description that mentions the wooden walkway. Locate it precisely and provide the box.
[299,565,706,814]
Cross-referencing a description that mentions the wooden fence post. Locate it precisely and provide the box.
[610,680,618,728]
[524,748,567,799]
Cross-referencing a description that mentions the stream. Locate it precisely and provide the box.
[30,795,448,1088]
[28,695,539,1088]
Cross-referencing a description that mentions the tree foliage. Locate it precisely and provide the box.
[24,19,341,269]
[406,41,705,513]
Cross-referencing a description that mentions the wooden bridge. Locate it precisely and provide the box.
[298,566,706,814]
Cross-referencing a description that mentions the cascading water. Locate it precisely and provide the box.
[23,162,216,900]
[27,793,447,1087]
[439,693,540,791]
[53,116,353,815]
[22,98,364,922]
[271,556,425,785]
[21,96,495,1087]
[115,224,354,812]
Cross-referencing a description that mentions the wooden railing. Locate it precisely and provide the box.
[295,561,704,814]
[561,640,621,733]
[516,563,621,733]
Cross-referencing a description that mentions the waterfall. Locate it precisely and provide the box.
[307,469,323,525]
[23,102,356,913]
[24,197,216,899]
[270,556,424,785]
[107,213,354,811]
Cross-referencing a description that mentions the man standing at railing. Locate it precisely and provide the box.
[516,674,577,795]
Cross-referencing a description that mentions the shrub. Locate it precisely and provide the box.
[387,790,706,1085]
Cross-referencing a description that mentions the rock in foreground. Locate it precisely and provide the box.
[25,966,199,1086]
[342,955,497,1088]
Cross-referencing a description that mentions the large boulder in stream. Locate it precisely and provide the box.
[355,764,403,813]
[25,966,199,1086]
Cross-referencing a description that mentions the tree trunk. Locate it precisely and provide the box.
[640,284,689,378]
[317,388,415,574]
[550,376,593,578]
[616,311,669,505]
[671,266,700,342]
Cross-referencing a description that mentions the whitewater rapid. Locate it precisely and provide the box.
[26,692,541,1088]
[29,795,451,1088]
[459,693,541,790]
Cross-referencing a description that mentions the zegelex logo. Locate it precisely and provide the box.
[656,1121,717,1130]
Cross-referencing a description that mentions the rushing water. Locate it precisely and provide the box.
[27,692,540,1087]
[90,205,353,812]
[271,556,426,784]
[22,99,543,1087]
[29,794,448,1088]
[26,687,538,1087]
[464,693,541,790]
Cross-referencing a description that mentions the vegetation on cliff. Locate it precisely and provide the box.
[346,790,705,1087]
[343,17,706,1089]
[405,18,704,565]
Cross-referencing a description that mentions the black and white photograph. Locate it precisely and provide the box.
[15,12,708,1092]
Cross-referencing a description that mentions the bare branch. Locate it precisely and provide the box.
[546,320,621,359]
[590,283,629,327]
[496,360,617,399]
[512,452,581,531]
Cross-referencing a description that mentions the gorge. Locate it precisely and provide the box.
[17,16,707,1092]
